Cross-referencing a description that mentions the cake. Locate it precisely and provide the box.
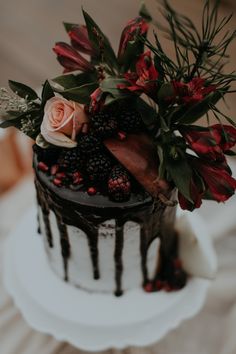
[1,1,236,297]
[34,150,179,296]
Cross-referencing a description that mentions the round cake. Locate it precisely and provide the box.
[34,152,182,296]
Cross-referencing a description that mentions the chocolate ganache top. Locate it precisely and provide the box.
[33,152,154,219]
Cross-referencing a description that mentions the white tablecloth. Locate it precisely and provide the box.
[1,169,236,354]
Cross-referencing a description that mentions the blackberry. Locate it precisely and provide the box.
[33,145,59,165]
[90,112,118,139]
[118,109,143,133]
[86,153,112,183]
[77,134,102,156]
[108,165,131,202]
[58,148,84,173]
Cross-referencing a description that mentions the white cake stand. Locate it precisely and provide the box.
[3,207,216,351]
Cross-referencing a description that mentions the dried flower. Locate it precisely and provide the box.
[0,88,32,113]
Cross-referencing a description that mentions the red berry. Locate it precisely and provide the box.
[144,282,153,293]
[73,171,82,179]
[163,282,172,292]
[53,178,62,187]
[73,172,83,185]
[173,258,182,269]
[56,172,66,179]
[87,187,97,196]
[51,164,59,175]
[118,131,127,141]
[156,280,163,290]
[38,161,49,172]
[74,177,83,185]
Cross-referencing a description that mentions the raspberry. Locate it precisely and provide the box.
[90,112,118,138]
[86,153,112,183]
[108,165,131,202]
[118,109,143,133]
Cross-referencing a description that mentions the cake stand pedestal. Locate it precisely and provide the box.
[3,207,215,352]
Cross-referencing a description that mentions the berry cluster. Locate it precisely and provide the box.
[143,258,187,293]
[36,104,145,201]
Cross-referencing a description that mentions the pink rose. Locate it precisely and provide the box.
[41,97,89,147]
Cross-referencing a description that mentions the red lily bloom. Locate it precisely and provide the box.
[211,124,236,151]
[180,124,236,160]
[180,125,223,160]
[172,77,216,105]
[53,42,93,73]
[193,159,236,202]
[68,25,95,56]
[118,51,158,97]
[90,87,105,113]
[118,17,149,61]
[178,177,203,211]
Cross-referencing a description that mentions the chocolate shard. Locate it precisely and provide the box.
[104,133,170,199]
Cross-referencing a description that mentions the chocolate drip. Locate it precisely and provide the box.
[114,221,124,296]
[86,231,100,280]
[35,179,53,247]
[140,224,149,285]
[55,214,71,282]
[42,209,53,248]
[37,211,41,234]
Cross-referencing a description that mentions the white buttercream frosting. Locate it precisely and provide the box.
[38,208,160,293]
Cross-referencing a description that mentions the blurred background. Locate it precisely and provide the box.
[1,1,236,354]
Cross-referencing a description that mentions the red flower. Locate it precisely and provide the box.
[178,177,203,211]
[118,51,158,97]
[90,87,105,113]
[68,25,95,56]
[53,42,93,73]
[180,125,223,160]
[211,124,236,151]
[118,17,149,60]
[193,159,236,202]
[180,124,236,160]
[172,77,216,105]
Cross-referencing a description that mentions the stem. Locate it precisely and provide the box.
[189,41,209,80]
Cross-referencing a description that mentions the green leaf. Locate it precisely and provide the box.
[52,74,79,89]
[157,145,165,178]
[154,56,165,83]
[158,82,175,102]
[139,2,152,22]
[173,89,227,125]
[8,80,38,101]
[82,9,118,70]
[0,116,22,129]
[134,97,158,131]
[41,80,55,107]
[57,82,98,104]
[52,72,97,89]
[0,109,41,139]
[165,154,193,202]
[100,77,129,98]
[225,150,236,156]
[63,22,78,33]
[119,40,144,72]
